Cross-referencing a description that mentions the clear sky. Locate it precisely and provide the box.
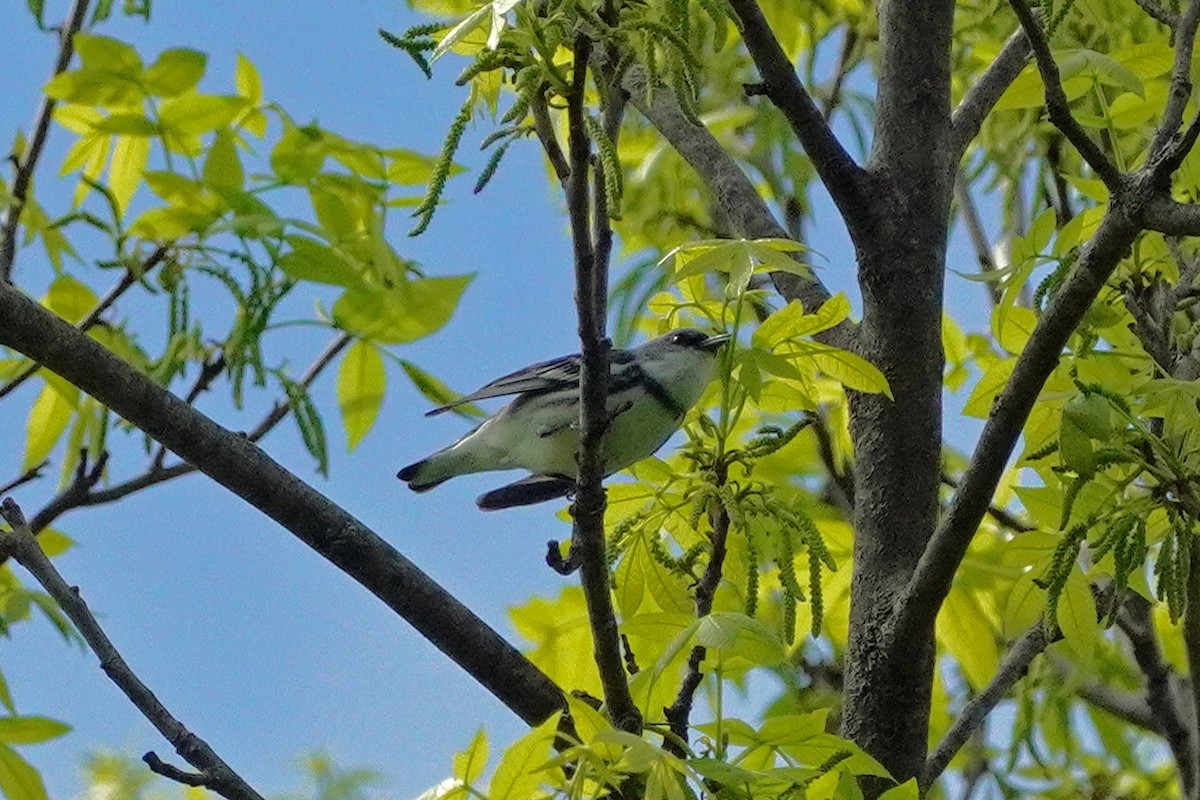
[0,2,997,798]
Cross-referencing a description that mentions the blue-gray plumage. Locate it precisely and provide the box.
[397,328,730,509]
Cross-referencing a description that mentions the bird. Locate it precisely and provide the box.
[397,328,731,510]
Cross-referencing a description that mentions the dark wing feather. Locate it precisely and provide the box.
[425,353,583,416]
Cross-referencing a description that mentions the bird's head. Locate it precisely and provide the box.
[650,328,731,355]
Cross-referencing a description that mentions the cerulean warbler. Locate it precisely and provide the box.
[397,328,731,509]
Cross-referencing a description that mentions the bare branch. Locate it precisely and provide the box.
[0,460,48,496]
[530,88,569,183]
[618,65,854,348]
[1073,677,1162,732]
[951,29,1032,158]
[940,473,1034,533]
[725,0,869,222]
[0,0,91,282]
[0,499,265,800]
[1149,0,1200,171]
[0,280,566,726]
[895,209,1140,649]
[0,247,165,400]
[1007,0,1123,189]
[921,622,1053,790]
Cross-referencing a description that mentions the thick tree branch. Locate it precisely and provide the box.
[950,30,1032,158]
[896,208,1140,650]
[0,280,566,726]
[0,499,264,800]
[921,621,1053,790]
[0,246,165,400]
[564,39,640,733]
[1074,677,1162,732]
[618,65,854,348]
[1144,196,1200,236]
[0,0,91,283]
[725,0,869,224]
[1007,0,1123,189]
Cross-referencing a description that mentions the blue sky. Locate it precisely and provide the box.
[0,2,998,797]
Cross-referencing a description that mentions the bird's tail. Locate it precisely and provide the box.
[397,448,463,492]
[476,475,575,510]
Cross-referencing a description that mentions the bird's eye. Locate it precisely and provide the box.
[669,332,683,344]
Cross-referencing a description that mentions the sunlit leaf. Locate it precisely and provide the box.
[337,340,386,451]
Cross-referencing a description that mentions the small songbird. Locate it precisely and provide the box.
[397,328,731,510]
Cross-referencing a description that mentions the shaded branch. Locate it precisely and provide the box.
[921,622,1054,790]
[0,246,165,400]
[0,280,566,726]
[725,0,869,222]
[1144,196,1200,236]
[564,38,640,733]
[0,499,264,800]
[1007,0,1123,189]
[617,64,854,348]
[0,459,48,496]
[950,30,1031,158]
[954,178,1003,306]
[0,0,91,282]
[1135,0,1182,27]
[1148,0,1200,172]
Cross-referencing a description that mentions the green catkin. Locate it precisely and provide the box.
[583,114,623,218]
[716,484,743,530]
[378,28,436,79]
[1175,527,1191,620]
[455,49,523,86]
[1033,258,1073,311]
[1059,474,1087,531]
[473,141,510,194]
[479,125,524,150]
[745,532,760,617]
[688,485,715,531]
[1074,380,1133,415]
[1091,515,1134,562]
[679,540,707,573]
[632,20,701,68]
[410,96,473,236]
[500,92,532,125]
[1039,523,1088,616]
[780,591,797,647]
[1025,439,1060,461]
[808,545,824,636]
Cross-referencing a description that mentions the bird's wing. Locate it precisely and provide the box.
[425,352,584,416]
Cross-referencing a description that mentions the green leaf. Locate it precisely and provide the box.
[787,342,891,397]
[0,744,47,800]
[108,134,151,215]
[36,529,73,558]
[488,714,559,800]
[337,340,386,450]
[453,729,489,784]
[695,612,787,666]
[277,236,362,288]
[1060,48,1144,98]
[387,150,440,185]
[44,68,142,107]
[1058,568,1099,665]
[1059,416,1095,477]
[963,357,1014,418]
[144,48,206,97]
[75,34,143,75]
[271,125,328,183]
[0,718,71,746]
[333,275,473,344]
[24,382,78,471]
[878,779,919,800]
[44,275,97,324]
[432,5,491,62]
[91,113,157,135]
[159,94,248,136]
[203,130,244,193]
[399,360,483,418]
[235,53,263,103]
[0,673,12,715]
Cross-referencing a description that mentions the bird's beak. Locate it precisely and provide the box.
[702,333,732,351]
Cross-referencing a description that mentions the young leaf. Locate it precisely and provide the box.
[337,340,387,450]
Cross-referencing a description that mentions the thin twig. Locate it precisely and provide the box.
[563,35,640,734]
[0,460,49,496]
[0,247,165,400]
[1150,0,1200,175]
[530,88,570,182]
[1007,0,1123,189]
[0,499,266,800]
[0,0,91,282]
[954,179,1003,306]
[819,29,858,120]
[27,332,352,537]
[939,473,1033,533]
[921,622,1054,790]
[664,476,731,755]
[1135,0,1182,27]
